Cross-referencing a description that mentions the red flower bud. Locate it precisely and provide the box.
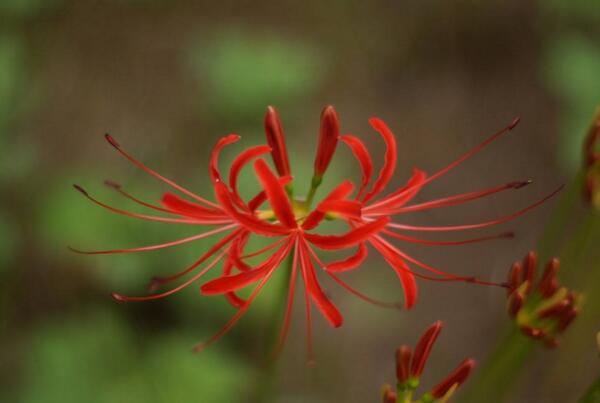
[431,358,475,398]
[395,345,412,384]
[411,320,443,377]
[313,105,340,178]
[522,251,537,294]
[264,106,291,177]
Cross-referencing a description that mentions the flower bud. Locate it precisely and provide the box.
[264,106,291,177]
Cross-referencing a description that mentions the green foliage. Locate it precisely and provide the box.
[189,30,325,120]
[21,309,251,403]
[543,35,600,172]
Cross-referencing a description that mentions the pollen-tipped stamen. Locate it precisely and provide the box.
[386,185,563,232]
[104,133,221,209]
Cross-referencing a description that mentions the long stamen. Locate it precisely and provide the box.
[149,229,243,288]
[192,246,286,353]
[326,271,402,309]
[272,236,300,358]
[375,235,506,287]
[104,134,221,209]
[69,224,238,255]
[422,117,520,186]
[367,180,532,215]
[73,184,231,225]
[298,242,315,365]
[111,249,228,302]
[385,185,563,232]
[302,240,417,308]
[104,180,176,214]
[241,238,288,259]
[381,228,514,246]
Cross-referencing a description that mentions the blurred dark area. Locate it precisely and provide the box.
[1,1,599,402]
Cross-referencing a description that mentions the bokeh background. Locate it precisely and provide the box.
[1,1,599,402]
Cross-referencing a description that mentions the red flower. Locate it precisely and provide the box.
[72,106,560,356]
[383,321,475,402]
[315,116,562,309]
[72,106,395,357]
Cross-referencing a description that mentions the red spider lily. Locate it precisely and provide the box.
[314,116,563,309]
[382,321,475,402]
[71,106,397,358]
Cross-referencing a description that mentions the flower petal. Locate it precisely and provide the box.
[325,243,368,272]
[229,144,272,205]
[369,238,418,309]
[254,159,297,228]
[340,134,373,199]
[214,181,290,236]
[317,199,362,219]
[201,240,292,294]
[161,192,227,219]
[366,168,426,212]
[304,216,389,250]
[210,134,241,182]
[362,118,397,203]
[302,180,355,230]
[300,241,343,327]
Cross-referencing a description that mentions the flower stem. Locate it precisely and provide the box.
[459,327,534,403]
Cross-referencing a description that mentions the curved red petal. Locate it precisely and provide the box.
[302,180,355,230]
[201,240,292,294]
[314,105,340,177]
[229,145,272,203]
[325,243,368,272]
[247,175,293,212]
[370,238,418,309]
[265,106,291,176]
[317,199,362,219]
[300,241,343,327]
[362,118,397,203]
[161,192,227,219]
[214,181,290,236]
[210,134,241,182]
[367,168,426,212]
[254,159,297,228]
[200,266,270,295]
[340,135,373,199]
[304,216,389,250]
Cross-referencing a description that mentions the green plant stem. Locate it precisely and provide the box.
[579,377,600,403]
[459,327,534,403]
[538,169,585,263]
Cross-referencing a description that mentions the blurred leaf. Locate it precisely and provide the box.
[543,35,600,172]
[541,0,600,20]
[0,0,61,19]
[0,212,18,273]
[189,30,325,120]
[21,309,250,403]
[0,34,25,127]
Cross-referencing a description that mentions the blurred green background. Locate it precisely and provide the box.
[1,1,599,402]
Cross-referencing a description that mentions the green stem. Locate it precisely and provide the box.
[305,175,322,209]
[537,169,585,263]
[459,327,534,403]
[579,377,600,403]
